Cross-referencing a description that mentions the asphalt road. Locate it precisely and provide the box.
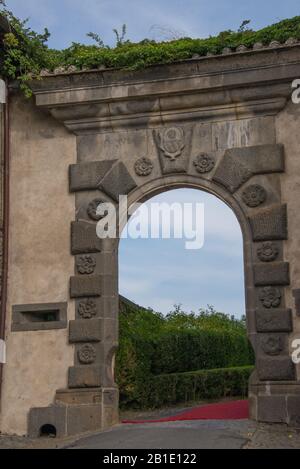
[67,420,257,449]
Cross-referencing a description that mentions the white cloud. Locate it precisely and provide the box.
[125,188,242,245]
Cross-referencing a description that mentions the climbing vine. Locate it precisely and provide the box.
[1,0,300,97]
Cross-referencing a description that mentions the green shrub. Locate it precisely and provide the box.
[140,366,254,409]
[151,329,254,375]
[116,304,254,409]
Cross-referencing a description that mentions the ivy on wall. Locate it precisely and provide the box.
[1,1,300,96]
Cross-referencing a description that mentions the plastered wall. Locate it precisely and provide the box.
[0,94,76,435]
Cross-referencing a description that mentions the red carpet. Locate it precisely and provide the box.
[122,400,249,424]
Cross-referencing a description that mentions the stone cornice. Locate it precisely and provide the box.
[30,45,300,134]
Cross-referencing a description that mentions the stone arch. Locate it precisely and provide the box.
[24,44,300,436]
[62,136,293,428]
[30,136,295,437]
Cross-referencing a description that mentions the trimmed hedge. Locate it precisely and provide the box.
[141,366,254,409]
[151,329,254,374]
[116,303,254,409]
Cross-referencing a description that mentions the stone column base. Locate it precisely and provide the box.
[249,374,300,427]
[28,387,119,438]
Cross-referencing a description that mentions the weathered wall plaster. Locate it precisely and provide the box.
[0,95,76,435]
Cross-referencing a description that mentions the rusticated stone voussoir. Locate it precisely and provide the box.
[98,162,137,201]
[69,160,116,192]
[213,144,284,193]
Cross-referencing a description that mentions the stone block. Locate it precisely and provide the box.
[66,405,102,436]
[213,144,284,192]
[98,162,137,201]
[253,262,290,286]
[249,204,288,241]
[287,396,300,427]
[255,309,292,332]
[211,117,276,151]
[153,125,194,175]
[213,154,251,193]
[68,366,102,388]
[70,276,102,298]
[28,406,67,438]
[257,396,287,423]
[103,319,118,342]
[103,388,119,407]
[257,356,295,381]
[69,160,116,192]
[56,388,103,406]
[102,406,119,430]
[71,221,102,254]
[69,319,103,343]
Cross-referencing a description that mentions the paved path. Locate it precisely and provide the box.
[1,419,300,449]
[67,420,256,449]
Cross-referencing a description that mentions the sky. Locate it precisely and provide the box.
[119,189,245,317]
[4,1,298,317]
[4,0,300,49]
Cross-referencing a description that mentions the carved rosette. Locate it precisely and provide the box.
[193,153,215,174]
[242,184,267,207]
[78,299,97,319]
[261,335,284,356]
[159,127,185,161]
[76,255,96,275]
[87,198,107,221]
[134,157,153,176]
[259,286,281,308]
[78,344,97,364]
[257,242,279,262]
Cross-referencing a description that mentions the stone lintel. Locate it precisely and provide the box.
[30,47,300,132]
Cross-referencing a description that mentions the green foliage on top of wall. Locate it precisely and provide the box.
[116,303,254,409]
[1,1,300,96]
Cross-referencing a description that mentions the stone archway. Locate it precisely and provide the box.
[3,43,300,437]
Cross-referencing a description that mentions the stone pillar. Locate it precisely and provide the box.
[28,153,121,438]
